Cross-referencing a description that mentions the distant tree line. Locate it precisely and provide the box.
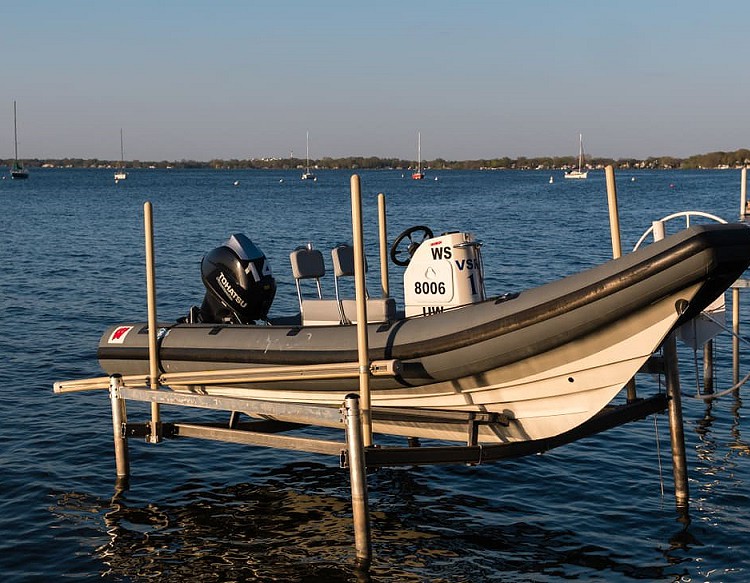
[3,149,750,171]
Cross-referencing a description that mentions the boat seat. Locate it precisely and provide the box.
[288,244,338,325]
[290,243,325,304]
[289,243,396,326]
[329,243,396,325]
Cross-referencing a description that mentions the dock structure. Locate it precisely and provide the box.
[53,171,750,571]
[57,368,672,571]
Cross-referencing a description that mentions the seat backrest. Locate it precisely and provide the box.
[331,243,356,278]
[290,245,325,311]
[291,245,325,280]
[331,244,369,302]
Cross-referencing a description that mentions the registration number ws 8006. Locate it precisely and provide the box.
[413,281,447,295]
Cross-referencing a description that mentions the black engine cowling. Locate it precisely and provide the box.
[198,234,276,324]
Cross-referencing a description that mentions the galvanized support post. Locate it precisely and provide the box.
[144,201,162,443]
[625,375,638,403]
[663,334,689,509]
[350,175,373,446]
[109,374,130,479]
[344,394,372,571]
[378,193,389,299]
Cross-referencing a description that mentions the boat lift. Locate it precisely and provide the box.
[54,171,750,571]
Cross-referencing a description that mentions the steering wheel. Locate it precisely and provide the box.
[390,225,434,266]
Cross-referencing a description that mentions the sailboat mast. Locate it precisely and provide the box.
[411,131,426,179]
[578,133,583,172]
[120,128,125,165]
[417,131,421,171]
[13,101,19,161]
[306,130,309,170]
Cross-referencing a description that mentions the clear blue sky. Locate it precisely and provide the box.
[4,0,749,162]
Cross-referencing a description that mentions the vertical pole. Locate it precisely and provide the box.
[377,193,389,298]
[741,166,748,219]
[350,175,373,446]
[344,395,372,571]
[109,374,130,479]
[607,165,639,400]
[703,340,714,394]
[144,201,161,443]
[652,220,666,243]
[663,334,690,509]
[605,165,622,259]
[733,286,740,387]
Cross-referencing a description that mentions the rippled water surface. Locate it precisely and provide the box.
[2,168,750,581]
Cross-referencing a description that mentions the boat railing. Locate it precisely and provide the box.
[632,210,727,251]
[54,359,402,394]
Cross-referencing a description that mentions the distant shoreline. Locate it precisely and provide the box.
[2,148,749,171]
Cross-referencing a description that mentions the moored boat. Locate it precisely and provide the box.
[10,101,28,180]
[97,222,750,444]
[301,131,316,181]
[114,128,128,182]
[412,131,425,179]
[564,133,588,179]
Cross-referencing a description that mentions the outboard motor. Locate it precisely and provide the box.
[198,233,276,324]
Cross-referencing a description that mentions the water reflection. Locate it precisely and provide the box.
[48,462,687,581]
[729,392,750,456]
[694,389,749,463]
[98,481,361,581]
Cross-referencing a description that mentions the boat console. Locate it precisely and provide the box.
[392,226,486,317]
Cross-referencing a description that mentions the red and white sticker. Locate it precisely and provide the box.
[108,325,134,344]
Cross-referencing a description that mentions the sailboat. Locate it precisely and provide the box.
[412,131,425,180]
[10,101,28,180]
[301,131,316,181]
[564,133,588,179]
[114,129,128,182]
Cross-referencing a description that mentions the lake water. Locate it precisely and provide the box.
[1,167,749,582]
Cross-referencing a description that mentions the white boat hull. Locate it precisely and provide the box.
[170,284,695,443]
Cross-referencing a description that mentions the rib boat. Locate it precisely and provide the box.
[95,221,750,444]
